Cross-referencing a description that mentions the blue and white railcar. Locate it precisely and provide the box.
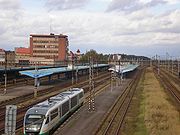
[23,88,84,135]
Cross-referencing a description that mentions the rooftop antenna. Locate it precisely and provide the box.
[50,16,53,33]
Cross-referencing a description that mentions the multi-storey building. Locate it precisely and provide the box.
[0,49,5,63]
[15,47,30,66]
[30,33,69,62]
[0,49,15,67]
[6,51,15,66]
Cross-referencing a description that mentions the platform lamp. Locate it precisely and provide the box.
[4,51,7,94]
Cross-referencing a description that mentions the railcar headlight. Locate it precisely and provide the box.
[25,125,41,131]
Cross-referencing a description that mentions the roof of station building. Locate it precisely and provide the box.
[30,33,68,38]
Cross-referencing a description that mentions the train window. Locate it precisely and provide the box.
[45,115,49,124]
[59,106,62,117]
[71,96,77,108]
[50,108,58,120]
[62,101,69,116]
[79,92,83,99]
[25,114,44,125]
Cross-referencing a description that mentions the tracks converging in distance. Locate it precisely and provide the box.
[153,68,180,104]
[94,68,143,135]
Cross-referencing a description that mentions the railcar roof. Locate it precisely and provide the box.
[26,88,83,115]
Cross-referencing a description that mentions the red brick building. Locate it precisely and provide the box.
[30,33,69,61]
[15,47,30,65]
[0,49,5,63]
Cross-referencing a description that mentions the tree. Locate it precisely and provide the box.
[80,49,108,64]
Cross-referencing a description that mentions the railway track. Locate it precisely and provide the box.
[53,75,112,135]
[0,72,110,134]
[161,68,180,87]
[94,68,143,135]
[153,68,180,104]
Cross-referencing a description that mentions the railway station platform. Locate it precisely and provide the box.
[0,64,109,86]
[0,65,109,104]
[0,85,53,103]
[53,78,132,135]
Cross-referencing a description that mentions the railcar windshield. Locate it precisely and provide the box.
[25,114,44,132]
[25,114,44,124]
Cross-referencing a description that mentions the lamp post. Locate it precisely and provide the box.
[168,55,170,72]
[178,58,180,78]
[34,62,38,98]
[72,58,74,85]
[178,58,179,75]
[119,59,121,85]
[158,56,160,75]
[171,56,173,74]
[96,61,98,76]
[75,58,78,84]
[4,51,7,94]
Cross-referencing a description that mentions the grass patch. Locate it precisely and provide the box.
[122,68,180,135]
[133,70,147,135]
[122,69,147,135]
[143,68,180,135]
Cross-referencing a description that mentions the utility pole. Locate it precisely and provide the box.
[118,59,121,85]
[96,61,98,76]
[171,57,173,74]
[178,58,180,76]
[4,51,7,94]
[111,70,116,92]
[88,55,95,112]
[34,62,38,98]
[72,57,74,85]
[168,54,170,72]
[165,53,167,70]
[150,57,152,67]
[158,56,160,75]
[75,60,78,84]
[5,105,17,135]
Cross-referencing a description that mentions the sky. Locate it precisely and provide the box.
[0,0,180,58]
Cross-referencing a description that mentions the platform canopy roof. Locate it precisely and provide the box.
[108,64,139,73]
[121,64,139,73]
[19,64,108,79]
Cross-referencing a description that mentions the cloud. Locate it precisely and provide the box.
[0,0,24,49]
[0,0,21,10]
[164,0,180,4]
[0,0,22,20]
[106,0,167,12]
[45,0,89,11]
[1,9,180,53]
[0,0,180,56]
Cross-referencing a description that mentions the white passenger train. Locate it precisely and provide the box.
[23,88,84,135]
